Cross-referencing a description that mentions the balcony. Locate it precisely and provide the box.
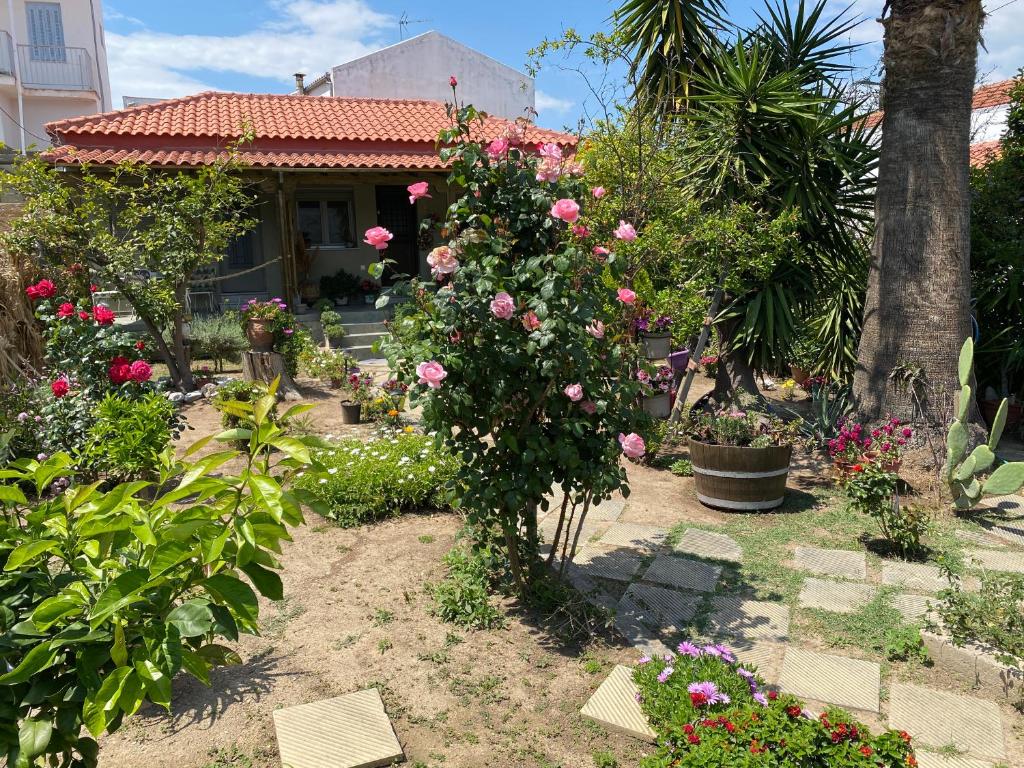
[16,44,94,92]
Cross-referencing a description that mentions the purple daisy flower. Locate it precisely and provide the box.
[687,681,730,705]
[637,655,652,665]
[736,667,754,681]
[657,666,674,683]
[703,643,736,664]
[663,653,675,663]
[676,641,701,657]
[753,692,768,706]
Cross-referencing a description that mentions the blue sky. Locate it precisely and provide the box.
[104,0,1021,129]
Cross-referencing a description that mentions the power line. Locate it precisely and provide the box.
[0,103,50,146]
[987,0,1020,14]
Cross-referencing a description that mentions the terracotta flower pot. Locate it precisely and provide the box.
[246,318,274,352]
[790,365,810,385]
[340,401,361,424]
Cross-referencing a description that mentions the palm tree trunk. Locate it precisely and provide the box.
[853,0,984,425]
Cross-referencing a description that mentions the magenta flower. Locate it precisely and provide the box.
[616,287,637,304]
[363,226,393,250]
[676,641,701,657]
[550,198,581,223]
[657,666,674,683]
[564,383,584,402]
[592,186,606,199]
[407,181,431,204]
[687,681,730,705]
[637,655,652,665]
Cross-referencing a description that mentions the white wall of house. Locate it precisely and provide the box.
[306,31,534,120]
[0,0,111,151]
[971,104,1010,143]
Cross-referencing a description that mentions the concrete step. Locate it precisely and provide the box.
[337,321,387,335]
[347,344,382,361]
[338,331,387,349]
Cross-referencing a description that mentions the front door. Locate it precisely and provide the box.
[374,185,419,284]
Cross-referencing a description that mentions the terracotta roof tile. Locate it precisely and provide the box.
[861,77,1019,130]
[970,140,1002,167]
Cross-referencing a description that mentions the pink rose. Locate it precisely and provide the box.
[564,383,584,402]
[587,320,605,339]
[486,137,510,158]
[521,311,541,331]
[614,220,637,241]
[550,198,580,223]
[449,75,458,87]
[592,245,610,256]
[502,121,527,145]
[592,186,606,199]
[407,181,431,204]
[536,142,563,182]
[363,226,394,250]
[580,400,597,415]
[572,224,590,238]
[618,432,646,459]
[617,287,637,304]
[490,291,516,320]
[128,360,152,383]
[416,360,448,389]
[427,245,459,279]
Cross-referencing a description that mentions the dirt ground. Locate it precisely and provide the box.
[95,374,1024,768]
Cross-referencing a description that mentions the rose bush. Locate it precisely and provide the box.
[381,94,647,590]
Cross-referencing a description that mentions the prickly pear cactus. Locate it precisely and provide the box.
[944,339,1024,508]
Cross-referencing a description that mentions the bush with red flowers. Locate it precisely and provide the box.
[634,642,916,767]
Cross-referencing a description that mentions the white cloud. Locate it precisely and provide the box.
[535,89,574,115]
[978,1,1024,80]
[106,0,394,103]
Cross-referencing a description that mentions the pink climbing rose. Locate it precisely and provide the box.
[427,245,459,279]
[536,142,563,182]
[572,224,590,238]
[363,226,393,250]
[416,360,448,389]
[618,432,646,459]
[521,311,541,331]
[564,383,584,402]
[486,137,510,158]
[587,320,605,339]
[449,75,458,87]
[490,291,516,320]
[617,287,637,304]
[550,198,580,223]
[592,245,610,257]
[614,220,637,241]
[580,400,597,415]
[407,181,431,204]
[592,186,606,199]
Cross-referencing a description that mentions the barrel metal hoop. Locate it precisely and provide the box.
[696,493,785,510]
[692,466,789,479]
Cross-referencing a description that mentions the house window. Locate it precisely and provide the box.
[26,2,65,62]
[296,194,356,247]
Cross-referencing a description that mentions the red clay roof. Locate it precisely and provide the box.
[970,139,1002,167]
[862,77,1018,130]
[43,91,576,169]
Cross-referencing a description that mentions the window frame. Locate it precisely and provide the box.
[295,191,357,249]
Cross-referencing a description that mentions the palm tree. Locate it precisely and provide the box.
[852,0,984,424]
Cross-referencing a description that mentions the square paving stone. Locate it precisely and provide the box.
[778,647,880,713]
[572,545,644,582]
[704,596,790,642]
[539,517,602,553]
[881,561,948,593]
[589,498,626,521]
[916,754,995,768]
[889,683,1006,760]
[697,636,785,682]
[798,577,877,613]
[891,592,933,622]
[272,689,403,768]
[673,528,743,563]
[965,548,1024,574]
[580,664,657,742]
[641,555,722,593]
[618,582,702,632]
[955,528,1002,547]
[564,569,619,613]
[794,546,867,580]
[598,523,669,552]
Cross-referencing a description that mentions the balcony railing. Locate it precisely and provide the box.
[16,44,94,91]
[0,32,13,77]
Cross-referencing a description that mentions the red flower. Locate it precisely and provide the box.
[90,283,99,293]
[449,75,458,87]
[767,690,778,701]
[135,340,145,351]
[860,746,873,757]
[852,463,864,472]
[128,360,152,383]
[682,724,694,735]
[51,378,69,397]
[907,757,917,767]
[26,279,56,300]
[686,733,700,745]
[78,311,90,321]
[92,305,116,326]
[109,357,131,384]
[786,706,802,718]
[689,692,709,707]
[724,721,735,733]
[57,302,75,319]
[898,731,911,743]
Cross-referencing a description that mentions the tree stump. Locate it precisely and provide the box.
[241,351,302,401]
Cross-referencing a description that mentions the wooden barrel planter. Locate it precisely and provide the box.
[688,439,792,511]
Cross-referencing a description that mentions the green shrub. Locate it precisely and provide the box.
[313,298,333,314]
[212,380,274,429]
[0,387,323,768]
[845,464,928,555]
[294,433,457,526]
[634,644,917,767]
[592,751,618,768]
[429,546,504,629]
[188,313,247,372]
[884,625,930,664]
[320,269,361,300]
[79,392,182,482]
[669,459,693,477]
[319,309,345,341]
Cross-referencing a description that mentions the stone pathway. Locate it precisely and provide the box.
[550,490,1024,766]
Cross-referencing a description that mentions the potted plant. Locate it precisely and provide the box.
[700,354,719,379]
[319,309,345,347]
[638,364,673,419]
[788,333,821,385]
[320,269,361,306]
[685,405,801,510]
[360,278,380,305]
[636,311,673,359]
[340,368,374,423]
[302,347,352,388]
[239,298,294,353]
[381,377,409,409]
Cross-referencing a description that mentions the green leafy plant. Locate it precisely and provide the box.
[78,391,183,482]
[429,546,504,629]
[0,379,322,768]
[300,348,353,387]
[669,458,693,477]
[319,309,345,342]
[944,338,1024,508]
[212,380,273,429]
[319,269,362,301]
[294,433,457,527]
[845,463,927,555]
[884,625,930,664]
[188,313,247,372]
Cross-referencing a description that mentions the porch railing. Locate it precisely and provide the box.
[16,44,94,91]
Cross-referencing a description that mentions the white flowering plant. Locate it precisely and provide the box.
[294,433,458,527]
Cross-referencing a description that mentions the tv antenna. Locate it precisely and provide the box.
[399,11,431,39]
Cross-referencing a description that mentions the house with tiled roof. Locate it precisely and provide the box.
[862,78,1018,167]
[41,90,575,309]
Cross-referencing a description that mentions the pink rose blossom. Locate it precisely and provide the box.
[490,291,516,320]
[591,186,606,199]
[521,311,541,331]
[502,121,526,145]
[550,198,580,223]
[407,181,431,204]
[618,432,646,459]
[564,383,584,402]
[535,142,564,182]
[363,226,394,250]
[580,400,597,415]
[427,246,459,279]
[128,360,152,383]
[416,360,448,389]
[614,220,637,241]
[587,320,605,339]
[592,245,610,256]
[449,75,458,87]
[617,287,637,304]
[486,137,510,158]
[572,224,590,238]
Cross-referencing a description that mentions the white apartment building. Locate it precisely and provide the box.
[0,0,110,152]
